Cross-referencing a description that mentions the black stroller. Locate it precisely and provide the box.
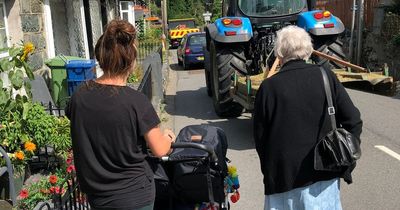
[149,125,232,210]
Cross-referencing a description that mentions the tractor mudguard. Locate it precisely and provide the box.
[207,17,253,43]
[297,11,345,36]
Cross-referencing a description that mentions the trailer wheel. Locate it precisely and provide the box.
[312,36,346,70]
[210,41,244,118]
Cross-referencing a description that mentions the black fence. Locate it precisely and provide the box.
[36,174,90,210]
[42,102,65,117]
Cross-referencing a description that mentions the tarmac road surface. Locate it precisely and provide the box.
[164,50,400,210]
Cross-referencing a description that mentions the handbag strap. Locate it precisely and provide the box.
[319,67,337,130]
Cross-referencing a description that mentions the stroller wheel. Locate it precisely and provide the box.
[220,201,230,210]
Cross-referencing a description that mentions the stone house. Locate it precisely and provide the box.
[1,0,138,74]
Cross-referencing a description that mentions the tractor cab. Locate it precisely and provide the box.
[238,0,307,17]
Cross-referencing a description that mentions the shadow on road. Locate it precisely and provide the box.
[170,63,204,72]
[165,87,219,120]
[206,116,255,151]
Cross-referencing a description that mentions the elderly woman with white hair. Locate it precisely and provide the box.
[253,25,362,210]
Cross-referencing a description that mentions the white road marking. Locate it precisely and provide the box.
[375,145,400,161]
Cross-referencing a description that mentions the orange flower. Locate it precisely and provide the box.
[15,151,25,160]
[49,175,58,185]
[24,141,36,152]
[19,189,29,199]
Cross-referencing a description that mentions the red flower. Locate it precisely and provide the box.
[49,175,58,185]
[66,158,73,165]
[50,186,65,195]
[19,189,29,199]
[49,186,56,194]
[67,165,76,173]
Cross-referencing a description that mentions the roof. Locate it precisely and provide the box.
[145,16,160,21]
[185,32,205,37]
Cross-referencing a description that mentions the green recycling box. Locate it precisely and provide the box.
[45,55,85,108]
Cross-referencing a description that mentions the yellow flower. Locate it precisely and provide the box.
[24,141,36,152]
[21,42,35,61]
[15,151,25,160]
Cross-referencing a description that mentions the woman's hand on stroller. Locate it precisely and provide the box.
[163,129,176,143]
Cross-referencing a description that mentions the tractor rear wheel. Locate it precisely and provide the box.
[210,41,244,118]
[204,48,212,97]
[312,36,346,70]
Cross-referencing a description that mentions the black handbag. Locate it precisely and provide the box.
[314,67,362,172]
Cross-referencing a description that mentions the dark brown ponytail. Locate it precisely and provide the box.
[95,20,138,77]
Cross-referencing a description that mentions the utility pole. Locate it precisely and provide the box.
[349,0,357,63]
[161,0,168,36]
[356,0,364,66]
[161,0,168,51]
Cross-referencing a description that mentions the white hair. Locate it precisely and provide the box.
[274,25,313,65]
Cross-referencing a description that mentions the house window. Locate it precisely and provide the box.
[119,1,135,24]
[0,0,9,57]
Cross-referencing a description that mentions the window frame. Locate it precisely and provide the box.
[0,0,10,58]
[119,1,135,25]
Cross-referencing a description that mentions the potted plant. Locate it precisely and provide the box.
[17,154,76,210]
[0,42,36,198]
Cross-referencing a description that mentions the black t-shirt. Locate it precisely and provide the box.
[66,81,160,209]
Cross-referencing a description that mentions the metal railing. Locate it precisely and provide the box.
[42,102,65,117]
[37,174,90,210]
[137,41,162,66]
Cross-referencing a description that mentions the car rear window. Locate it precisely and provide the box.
[189,35,206,45]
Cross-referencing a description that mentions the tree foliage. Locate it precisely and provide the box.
[168,0,223,26]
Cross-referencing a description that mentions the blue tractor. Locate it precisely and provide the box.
[204,0,346,117]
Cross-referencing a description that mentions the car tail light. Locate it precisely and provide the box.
[324,23,335,28]
[314,12,323,19]
[232,19,242,26]
[323,11,331,18]
[222,18,232,25]
[185,48,191,54]
[225,31,237,36]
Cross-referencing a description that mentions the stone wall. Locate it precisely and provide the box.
[89,0,103,47]
[66,0,87,58]
[19,0,46,71]
[5,0,23,45]
[363,13,400,82]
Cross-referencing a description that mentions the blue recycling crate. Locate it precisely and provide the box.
[66,59,96,96]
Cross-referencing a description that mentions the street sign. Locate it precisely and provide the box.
[203,11,212,22]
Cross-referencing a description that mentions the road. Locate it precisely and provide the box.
[165,50,400,210]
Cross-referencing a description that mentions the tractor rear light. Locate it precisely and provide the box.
[232,19,242,26]
[225,31,237,36]
[314,12,323,19]
[323,11,331,18]
[185,48,191,54]
[324,23,335,28]
[222,18,232,25]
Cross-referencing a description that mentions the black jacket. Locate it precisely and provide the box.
[253,60,362,195]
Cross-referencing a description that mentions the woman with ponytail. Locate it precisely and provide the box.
[66,20,175,210]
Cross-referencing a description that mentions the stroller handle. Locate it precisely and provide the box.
[171,142,218,163]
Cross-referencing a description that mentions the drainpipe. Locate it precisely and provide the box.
[356,0,364,66]
[349,0,356,63]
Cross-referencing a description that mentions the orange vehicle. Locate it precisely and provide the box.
[168,18,200,48]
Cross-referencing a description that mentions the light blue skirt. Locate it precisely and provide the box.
[264,178,342,210]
